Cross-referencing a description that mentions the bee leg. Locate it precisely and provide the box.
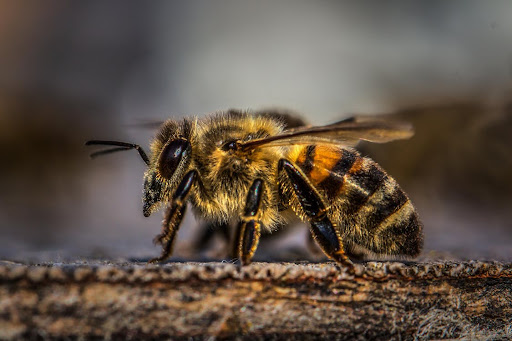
[278,159,353,267]
[149,170,197,263]
[306,230,326,259]
[192,222,231,258]
[233,179,264,265]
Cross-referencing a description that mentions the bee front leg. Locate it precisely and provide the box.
[234,179,264,265]
[278,159,353,267]
[149,170,197,263]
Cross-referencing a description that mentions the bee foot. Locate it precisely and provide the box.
[148,256,164,264]
[152,234,165,245]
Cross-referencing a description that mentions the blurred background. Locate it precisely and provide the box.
[1,0,512,262]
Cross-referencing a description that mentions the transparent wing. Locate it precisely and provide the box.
[240,116,414,150]
[124,119,166,130]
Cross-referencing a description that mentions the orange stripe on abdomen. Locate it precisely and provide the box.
[308,146,342,184]
[317,148,358,199]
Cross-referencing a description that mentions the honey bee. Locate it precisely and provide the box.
[86,109,423,267]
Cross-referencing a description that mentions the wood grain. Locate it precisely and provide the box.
[0,260,511,340]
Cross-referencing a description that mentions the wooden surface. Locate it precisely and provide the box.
[1,260,511,340]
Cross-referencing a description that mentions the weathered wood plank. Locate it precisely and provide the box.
[0,261,511,340]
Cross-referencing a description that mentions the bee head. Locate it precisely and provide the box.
[142,120,193,217]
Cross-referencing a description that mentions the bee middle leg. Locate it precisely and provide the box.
[233,179,264,265]
[278,159,352,267]
[306,231,327,259]
[192,222,231,258]
[149,170,197,263]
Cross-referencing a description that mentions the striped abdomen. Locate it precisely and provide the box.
[293,145,423,257]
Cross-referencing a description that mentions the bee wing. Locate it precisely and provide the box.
[124,119,166,129]
[240,116,414,150]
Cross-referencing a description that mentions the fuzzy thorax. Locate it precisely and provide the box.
[143,111,288,230]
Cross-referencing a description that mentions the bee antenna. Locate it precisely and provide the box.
[85,140,150,166]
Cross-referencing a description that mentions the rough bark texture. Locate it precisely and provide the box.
[0,260,511,340]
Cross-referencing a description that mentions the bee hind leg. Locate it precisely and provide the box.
[233,179,264,265]
[149,170,197,263]
[278,159,353,268]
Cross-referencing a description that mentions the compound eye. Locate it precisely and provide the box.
[221,139,241,151]
[158,138,191,179]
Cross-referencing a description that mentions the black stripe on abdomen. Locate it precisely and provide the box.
[381,212,422,256]
[342,162,388,214]
[350,163,387,196]
[318,149,357,198]
[364,186,408,231]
